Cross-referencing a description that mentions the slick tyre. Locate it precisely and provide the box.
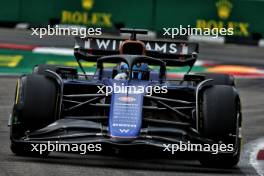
[10,74,58,156]
[198,73,235,86]
[199,85,241,168]
[33,64,58,75]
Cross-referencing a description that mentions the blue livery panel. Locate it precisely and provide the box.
[105,80,149,138]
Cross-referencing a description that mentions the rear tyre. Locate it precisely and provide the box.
[10,74,58,156]
[33,64,58,75]
[197,73,235,86]
[199,85,241,168]
[33,64,78,79]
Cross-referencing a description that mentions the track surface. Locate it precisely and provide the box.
[0,28,264,176]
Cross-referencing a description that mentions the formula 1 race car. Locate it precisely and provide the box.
[9,29,242,168]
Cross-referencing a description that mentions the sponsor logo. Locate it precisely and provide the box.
[119,129,130,133]
[61,0,113,27]
[85,39,190,54]
[216,0,232,20]
[82,0,94,10]
[118,96,136,103]
[61,11,112,27]
[196,0,250,37]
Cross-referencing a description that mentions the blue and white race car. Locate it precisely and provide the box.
[9,29,242,168]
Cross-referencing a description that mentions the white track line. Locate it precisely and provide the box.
[33,47,73,56]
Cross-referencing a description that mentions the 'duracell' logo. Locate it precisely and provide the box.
[216,0,233,20]
[82,0,94,10]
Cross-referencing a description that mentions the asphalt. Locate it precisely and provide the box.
[0,28,264,176]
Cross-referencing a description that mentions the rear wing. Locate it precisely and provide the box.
[74,36,199,67]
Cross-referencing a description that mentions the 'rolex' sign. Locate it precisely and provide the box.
[61,0,113,27]
[196,0,250,37]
